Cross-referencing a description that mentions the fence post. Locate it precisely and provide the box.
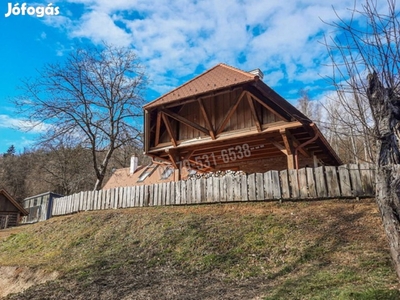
[325,166,341,198]
[348,164,363,196]
[298,168,308,199]
[315,166,328,198]
[306,168,317,198]
[280,170,290,199]
[288,169,299,199]
[241,174,248,201]
[255,173,264,200]
[248,173,256,200]
[360,163,375,196]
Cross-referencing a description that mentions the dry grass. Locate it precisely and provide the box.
[0,199,399,299]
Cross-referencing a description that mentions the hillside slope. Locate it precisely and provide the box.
[0,199,399,299]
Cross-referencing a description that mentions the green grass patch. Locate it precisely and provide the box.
[0,200,399,298]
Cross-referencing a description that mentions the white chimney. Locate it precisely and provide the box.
[130,155,138,174]
[248,68,264,80]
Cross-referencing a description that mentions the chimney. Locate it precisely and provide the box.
[130,155,138,174]
[248,68,264,80]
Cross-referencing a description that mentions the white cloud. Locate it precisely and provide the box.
[0,114,50,134]
[49,0,371,98]
[70,10,132,46]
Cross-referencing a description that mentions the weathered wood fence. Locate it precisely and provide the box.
[52,163,375,217]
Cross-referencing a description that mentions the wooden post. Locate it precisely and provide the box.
[144,110,150,153]
[313,154,318,168]
[280,128,295,170]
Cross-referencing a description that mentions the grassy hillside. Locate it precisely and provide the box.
[1,199,399,299]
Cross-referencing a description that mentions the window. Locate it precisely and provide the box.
[188,169,197,176]
[137,164,158,183]
[161,166,174,180]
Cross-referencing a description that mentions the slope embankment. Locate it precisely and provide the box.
[0,199,399,299]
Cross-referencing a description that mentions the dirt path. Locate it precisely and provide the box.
[0,224,59,299]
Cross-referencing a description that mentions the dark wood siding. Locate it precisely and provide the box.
[174,89,285,141]
[0,194,20,212]
[0,213,19,228]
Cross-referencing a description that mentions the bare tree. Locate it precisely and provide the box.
[0,146,30,201]
[297,89,321,123]
[325,0,400,279]
[37,138,96,195]
[14,43,147,190]
[320,93,375,163]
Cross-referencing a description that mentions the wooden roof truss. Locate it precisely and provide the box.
[145,87,335,173]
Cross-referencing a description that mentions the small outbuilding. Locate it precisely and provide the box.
[21,192,63,223]
[0,189,29,229]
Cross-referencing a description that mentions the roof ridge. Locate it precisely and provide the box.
[160,63,223,98]
[217,63,258,78]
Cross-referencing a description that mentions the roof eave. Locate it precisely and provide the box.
[253,81,342,165]
[0,189,29,216]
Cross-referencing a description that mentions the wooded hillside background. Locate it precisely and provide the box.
[0,93,374,203]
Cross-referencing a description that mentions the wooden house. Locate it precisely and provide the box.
[0,189,28,229]
[102,155,178,189]
[142,63,341,179]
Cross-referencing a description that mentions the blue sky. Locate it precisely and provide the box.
[0,0,372,153]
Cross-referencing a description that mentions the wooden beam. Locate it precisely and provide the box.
[144,110,150,153]
[147,153,175,167]
[155,111,162,146]
[280,128,295,169]
[251,93,288,121]
[148,121,304,153]
[161,108,209,135]
[261,121,302,131]
[286,155,295,170]
[182,149,195,161]
[283,130,311,158]
[216,90,246,135]
[270,140,288,155]
[246,93,262,132]
[280,129,294,155]
[165,148,179,169]
[198,98,216,139]
[313,153,319,167]
[161,112,177,147]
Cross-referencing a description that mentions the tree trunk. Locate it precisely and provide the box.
[367,72,400,280]
[375,165,400,278]
[93,147,115,191]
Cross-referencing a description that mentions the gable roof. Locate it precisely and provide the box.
[102,164,176,189]
[144,63,258,109]
[143,62,342,167]
[0,189,29,216]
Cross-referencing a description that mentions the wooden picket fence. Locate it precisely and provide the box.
[52,163,375,217]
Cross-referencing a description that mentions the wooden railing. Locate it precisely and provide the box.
[52,163,375,217]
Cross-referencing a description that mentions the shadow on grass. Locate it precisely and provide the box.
[263,205,400,299]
